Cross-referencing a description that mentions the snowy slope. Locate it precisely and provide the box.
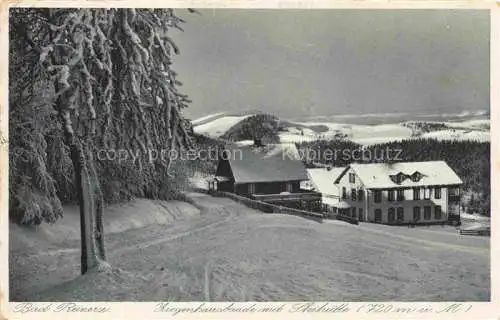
[191,112,225,126]
[280,122,413,145]
[193,115,253,138]
[14,193,490,302]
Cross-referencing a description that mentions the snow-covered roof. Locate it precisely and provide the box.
[335,161,463,189]
[307,167,345,196]
[225,144,309,184]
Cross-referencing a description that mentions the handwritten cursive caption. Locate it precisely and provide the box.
[10,302,474,316]
[152,302,474,316]
[12,302,111,313]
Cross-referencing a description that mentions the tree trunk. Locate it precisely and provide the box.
[67,134,110,274]
[52,77,110,275]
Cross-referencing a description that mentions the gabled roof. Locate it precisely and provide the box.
[334,161,463,189]
[307,167,345,195]
[225,143,309,184]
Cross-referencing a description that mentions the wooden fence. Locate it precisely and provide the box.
[191,188,324,222]
[213,190,325,223]
[330,213,359,225]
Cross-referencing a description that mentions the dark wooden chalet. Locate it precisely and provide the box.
[210,141,322,211]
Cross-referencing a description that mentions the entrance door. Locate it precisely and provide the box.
[374,209,382,223]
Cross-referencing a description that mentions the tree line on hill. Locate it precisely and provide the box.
[221,113,281,143]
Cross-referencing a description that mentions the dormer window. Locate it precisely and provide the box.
[411,171,423,182]
[390,172,407,184]
[391,171,424,184]
[396,173,405,184]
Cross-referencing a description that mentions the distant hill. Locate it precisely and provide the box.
[221,113,281,143]
[192,111,490,146]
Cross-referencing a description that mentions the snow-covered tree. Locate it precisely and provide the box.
[10,8,194,274]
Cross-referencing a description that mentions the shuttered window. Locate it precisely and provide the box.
[413,207,421,221]
[388,208,395,223]
[434,187,441,199]
[435,206,442,219]
[397,207,404,221]
[397,189,405,201]
[424,206,431,220]
[413,188,420,200]
[388,190,395,201]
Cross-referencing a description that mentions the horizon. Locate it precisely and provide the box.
[170,9,490,121]
[188,108,490,125]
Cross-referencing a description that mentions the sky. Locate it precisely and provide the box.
[169,10,490,121]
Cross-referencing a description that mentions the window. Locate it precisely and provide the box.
[349,173,356,184]
[413,188,420,200]
[248,183,255,194]
[351,189,357,201]
[448,187,459,196]
[342,187,347,200]
[388,208,395,223]
[424,206,431,220]
[351,207,357,218]
[358,190,364,201]
[397,207,404,222]
[434,187,441,199]
[424,188,431,200]
[411,172,422,182]
[374,190,382,203]
[390,173,406,184]
[374,209,382,222]
[388,190,395,202]
[397,189,405,201]
[395,173,405,184]
[413,207,421,221]
[283,182,293,193]
[358,208,363,221]
[435,206,442,220]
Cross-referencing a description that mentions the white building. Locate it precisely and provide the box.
[306,167,346,214]
[308,161,463,225]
